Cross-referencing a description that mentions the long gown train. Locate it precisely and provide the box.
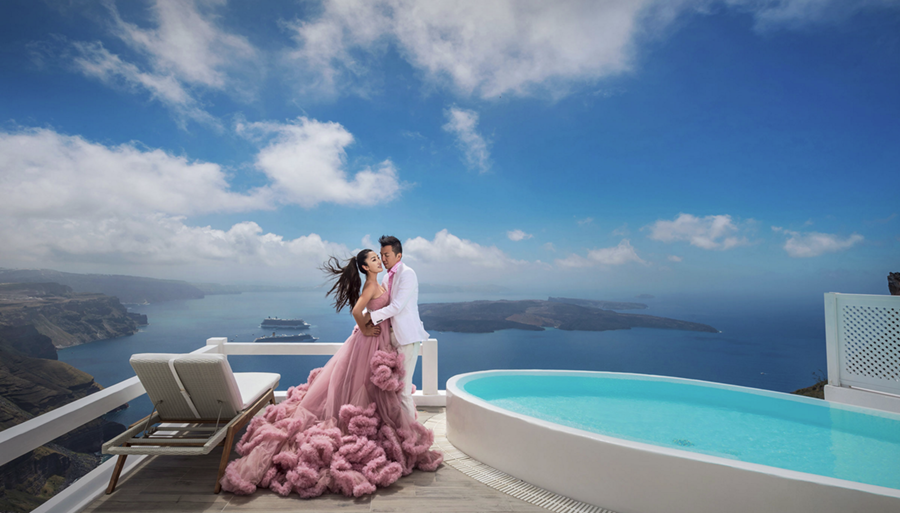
[219,293,442,497]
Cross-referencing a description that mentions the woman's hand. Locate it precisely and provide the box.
[362,320,381,337]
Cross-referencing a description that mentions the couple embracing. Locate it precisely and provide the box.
[219,236,442,498]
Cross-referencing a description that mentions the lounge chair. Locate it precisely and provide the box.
[102,353,280,494]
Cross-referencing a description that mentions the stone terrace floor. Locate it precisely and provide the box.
[82,407,550,513]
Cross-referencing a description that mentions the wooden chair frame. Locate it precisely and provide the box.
[105,387,276,494]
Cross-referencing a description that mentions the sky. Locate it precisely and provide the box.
[0,0,898,298]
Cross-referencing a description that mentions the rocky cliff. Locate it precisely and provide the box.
[0,321,126,513]
[0,283,141,348]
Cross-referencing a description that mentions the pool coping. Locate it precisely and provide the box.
[447,369,900,502]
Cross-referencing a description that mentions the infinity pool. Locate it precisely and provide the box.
[446,370,900,513]
[462,372,900,489]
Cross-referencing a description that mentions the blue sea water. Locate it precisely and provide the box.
[57,291,827,427]
[462,373,900,489]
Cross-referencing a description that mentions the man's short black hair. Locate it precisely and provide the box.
[379,235,402,256]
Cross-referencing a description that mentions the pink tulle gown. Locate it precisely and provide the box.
[219,292,442,498]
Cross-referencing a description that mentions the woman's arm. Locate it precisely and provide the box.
[352,282,381,336]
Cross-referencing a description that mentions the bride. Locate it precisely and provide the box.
[220,249,442,497]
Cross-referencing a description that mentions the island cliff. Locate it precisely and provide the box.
[0,324,126,513]
[419,298,717,334]
[0,283,141,348]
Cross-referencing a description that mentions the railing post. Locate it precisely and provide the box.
[823,293,841,387]
[206,337,227,354]
[422,338,438,395]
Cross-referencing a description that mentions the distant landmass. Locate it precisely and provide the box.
[549,297,647,310]
[191,283,309,295]
[419,298,717,334]
[0,283,143,349]
[0,269,203,304]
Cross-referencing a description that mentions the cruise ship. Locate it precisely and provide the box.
[260,316,310,329]
[253,332,318,342]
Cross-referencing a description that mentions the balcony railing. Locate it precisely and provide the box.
[824,292,900,414]
[0,337,444,513]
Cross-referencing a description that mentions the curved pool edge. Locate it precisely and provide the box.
[446,370,900,513]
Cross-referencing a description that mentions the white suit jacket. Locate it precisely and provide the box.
[371,262,429,346]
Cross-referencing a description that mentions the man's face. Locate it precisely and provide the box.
[381,246,401,270]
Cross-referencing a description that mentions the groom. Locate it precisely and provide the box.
[366,235,429,419]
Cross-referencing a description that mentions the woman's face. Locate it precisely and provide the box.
[361,250,383,274]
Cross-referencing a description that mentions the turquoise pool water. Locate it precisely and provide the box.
[461,372,900,490]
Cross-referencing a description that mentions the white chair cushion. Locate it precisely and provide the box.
[233,372,280,410]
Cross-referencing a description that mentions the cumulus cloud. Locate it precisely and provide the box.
[0,127,266,218]
[443,107,491,172]
[507,229,533,241]
[647,213,749,250]
[237,117,402,207]
[1,215,346,268]
[70,0,260,126]
[71,40,218,127]
[285,0,900,99]
[106,0,257,91]
[772,227,864,258]
[556,240,645,268]
[0,125,398,271]
[543,242,556,252]
[405,229,523,269]
[287,0,655,99]
[668,255,683,262]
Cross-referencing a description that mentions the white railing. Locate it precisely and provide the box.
[824,293,900,414]
[0,337,443,513]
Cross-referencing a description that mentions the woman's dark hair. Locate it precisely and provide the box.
[321,249,374,313]
[379,235,402,256]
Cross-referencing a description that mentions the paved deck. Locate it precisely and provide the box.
[83,408,549,513]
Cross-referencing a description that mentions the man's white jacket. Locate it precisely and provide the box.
[371,262,429,346]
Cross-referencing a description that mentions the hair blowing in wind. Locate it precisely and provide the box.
[321,250,371,313]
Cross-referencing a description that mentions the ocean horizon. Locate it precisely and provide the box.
[58,290,827,427]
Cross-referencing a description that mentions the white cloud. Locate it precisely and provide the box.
[507,229,533,241]
[405,229,522,269]
[443,107,491,172]
[727,0,900,30]
[577,217,593,226]
[0,125,398,272]
[361,234,374,248]
[543,242,556,252]
[0,215,346,269]
[556,240,645,268]
[286,0,900,99]
[71,41,218,127]
[0,127,266,219]
[287,0,656,99]
[70,0,260,127]
[668,255,683,262]
[647,213,749,250]
[107,0,257,91]
[237,117,402,208]
[772,227,864,258]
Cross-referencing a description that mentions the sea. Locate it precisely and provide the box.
[57,290,827,428]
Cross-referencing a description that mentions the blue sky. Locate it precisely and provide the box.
[0,0,897,297]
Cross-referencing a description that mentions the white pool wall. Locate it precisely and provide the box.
[446,370,900,513]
